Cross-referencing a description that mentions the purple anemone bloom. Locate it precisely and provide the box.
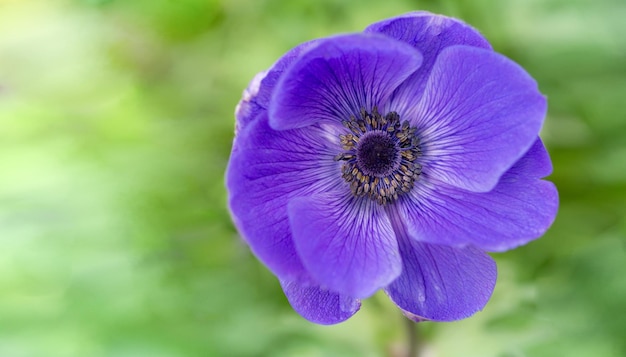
[227,12,558,324]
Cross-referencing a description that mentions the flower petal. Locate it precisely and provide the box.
[270,33,422,130]
[385,233,496,322]
[226,114,340,282]
[280,280,361,325]
[408,45,547,192]
[366,12,492,115]
[397,141,559,252]
[254,39,321,110]
[506,137,553,179]
[234,70,267,136]
[288,193,402,298]
[235,40,321,135]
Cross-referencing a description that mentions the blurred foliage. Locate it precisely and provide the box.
[0,0,625,356]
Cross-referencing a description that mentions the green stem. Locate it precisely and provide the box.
[405,318,420,357]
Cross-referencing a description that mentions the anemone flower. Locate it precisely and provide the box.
[227,12,558,324]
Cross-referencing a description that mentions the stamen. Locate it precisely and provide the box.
[335,107,422,205]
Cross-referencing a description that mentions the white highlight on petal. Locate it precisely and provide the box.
[234,70,268,134]
[425,15,454,36]
[244,70,267,102]
[340,294,360,313]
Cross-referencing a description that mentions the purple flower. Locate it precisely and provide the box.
[227,12,558,324]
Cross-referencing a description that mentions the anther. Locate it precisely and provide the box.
[334,108,422,205]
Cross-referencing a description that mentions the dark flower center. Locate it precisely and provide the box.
[356,131,400,177]
[334,107,422,205]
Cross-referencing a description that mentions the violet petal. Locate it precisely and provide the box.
[366,11,492,115]
[406,45,547,192]
[235,39,321,133]
[234,70,267,136]
[505,137,554,179]
[288,193,401,298]
[397,140,559,252]
[270,33,422,130]
[226,114,340,282]
[385,232,496,322]
[280,280,361,325]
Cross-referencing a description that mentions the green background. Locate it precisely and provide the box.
[1,0,624,356]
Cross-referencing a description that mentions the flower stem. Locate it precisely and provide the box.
[405,317,420,357]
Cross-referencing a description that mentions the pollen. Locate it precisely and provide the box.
[335,107,422,205]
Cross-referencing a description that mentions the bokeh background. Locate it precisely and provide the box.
[1,0,625,356]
